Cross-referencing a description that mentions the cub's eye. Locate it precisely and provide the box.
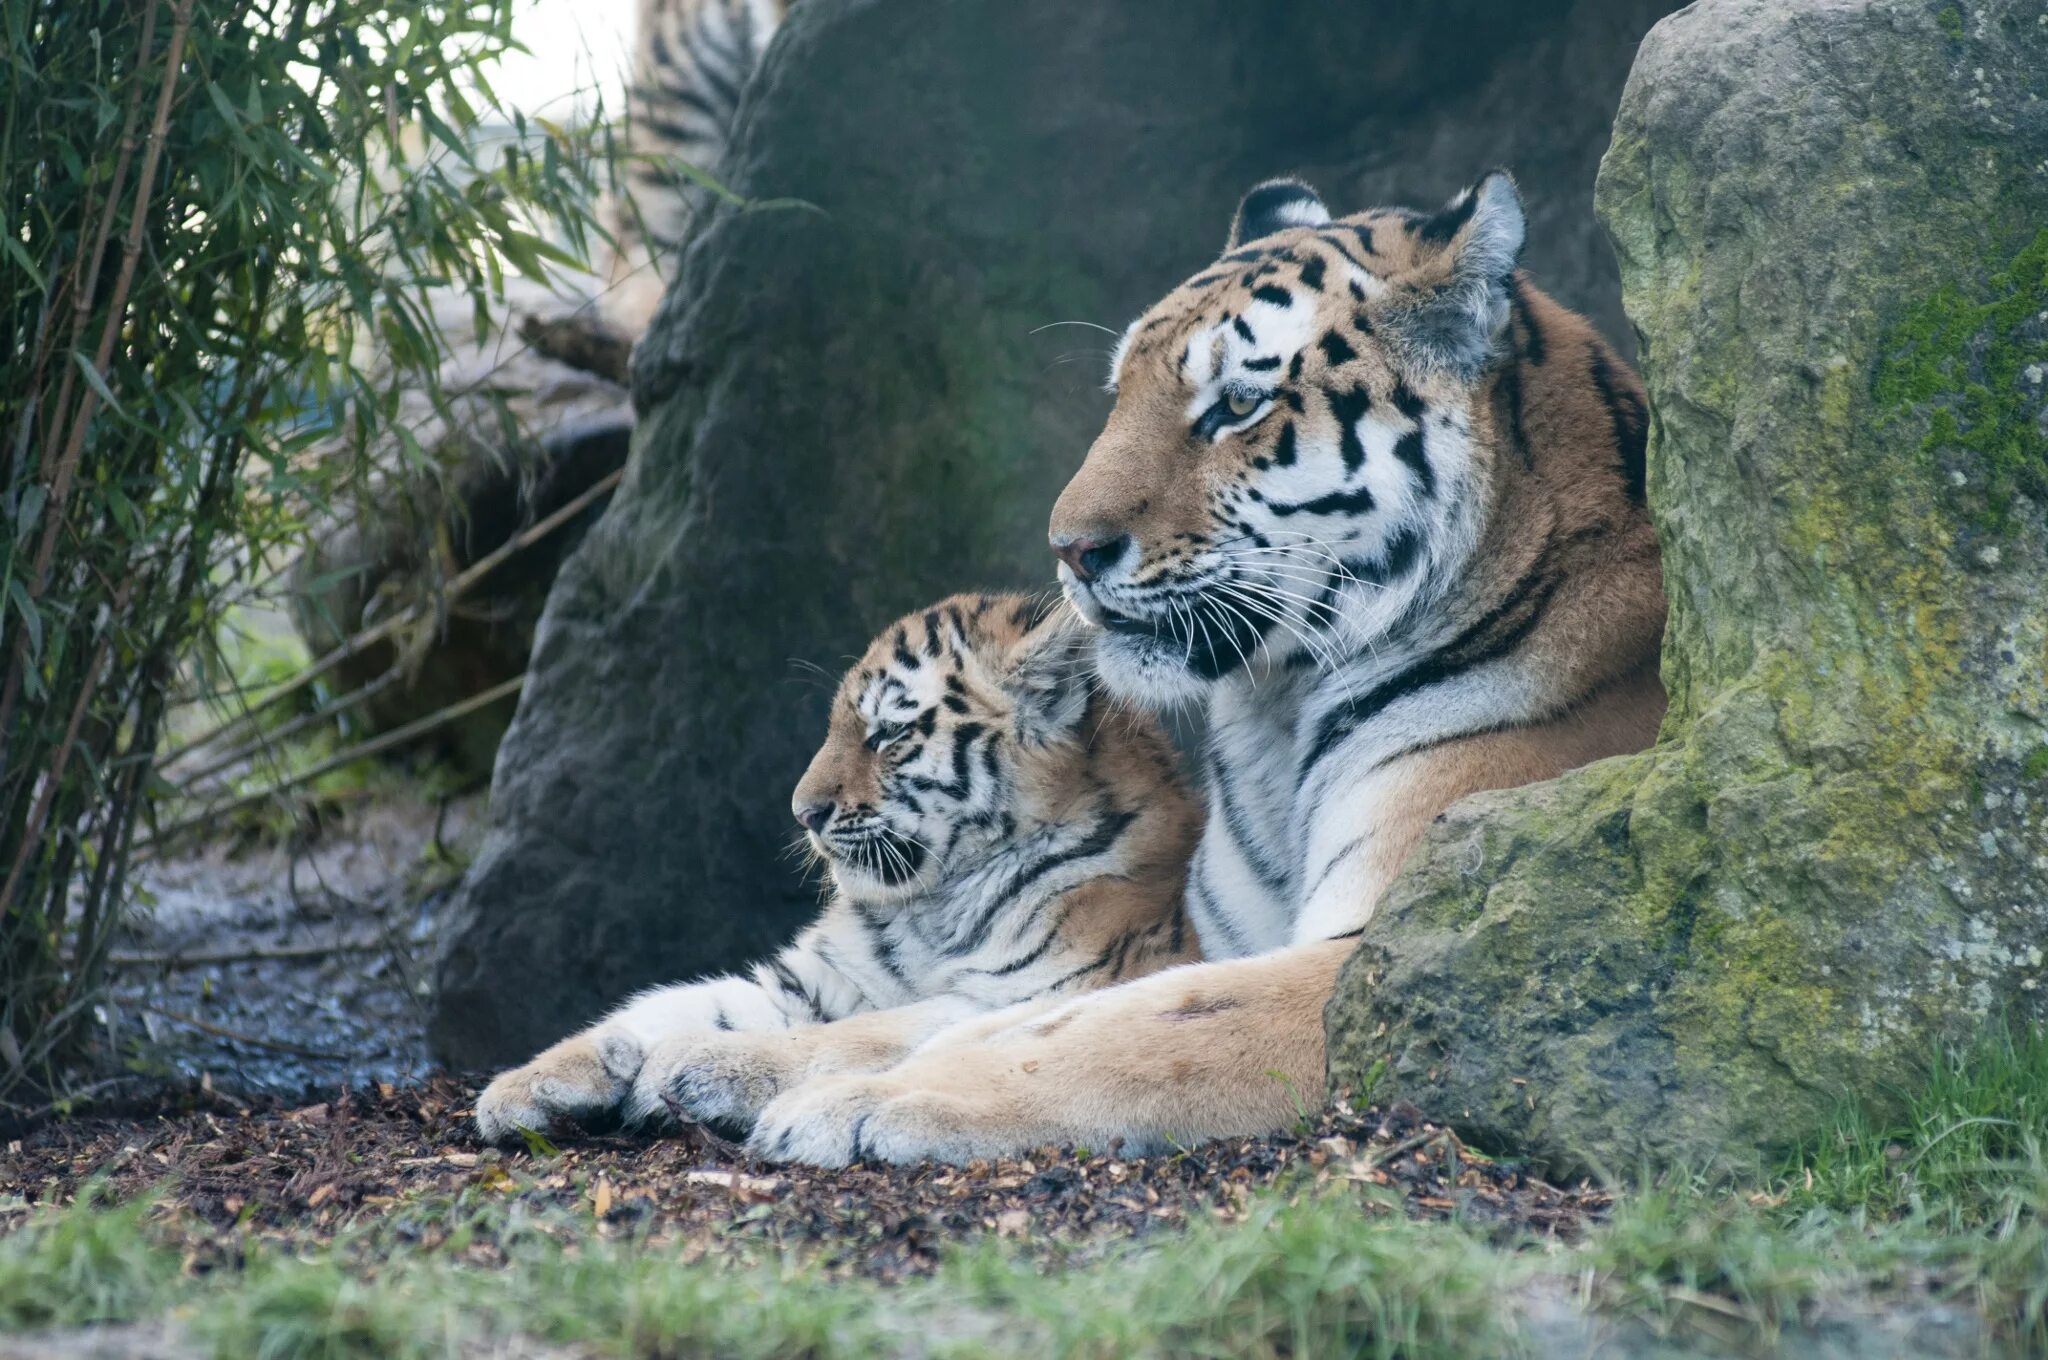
[1227,391,1259,418]
[865,720,911,752]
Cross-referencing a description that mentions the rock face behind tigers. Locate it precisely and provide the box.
[430,0,1683,1066]
[1328,0,2048,1175]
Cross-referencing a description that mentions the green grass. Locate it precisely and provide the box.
[6,1024,2048,1357]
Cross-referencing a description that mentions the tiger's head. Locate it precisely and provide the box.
[789,593,1104,902]
[1050,171,1530,705]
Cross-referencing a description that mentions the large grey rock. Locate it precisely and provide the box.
[1328,0,2048,1176]
[432,0,1683,1066]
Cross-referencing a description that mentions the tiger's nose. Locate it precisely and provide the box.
[795,801,834,833]
[1051,533,1131,582]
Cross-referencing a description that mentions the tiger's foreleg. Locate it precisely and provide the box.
[747,940,1353,1166]
[627,993,1022,1129]
[474,942,851,1144]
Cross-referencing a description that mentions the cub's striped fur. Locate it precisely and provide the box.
[474,593,1199,1143]
[745,172,1667,1166]
[599,0,790,333]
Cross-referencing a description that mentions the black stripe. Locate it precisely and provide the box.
[1297,254,1326,292]
[1242,355,1281,371]
[1272,484,1374,518]
[1185,858,1250,957]
[853,902,910,990]
[1317,330,1357,367]
[1589,342,1649,503]
[1418,191,1478,245]
[1497,362,1534,471]
[1327,385,1373,473]
[1320,231,1373,274]
[1510,277,1546,365]
[762,957,830,1022]
[943,809,1139,956]
[1232,316,1255,342]
[1392,426,1435,497]
[975,906,1071,978]
[1252,285,1293,308]
[1298,561,1563,786]
[1206,748,1289,895]
[1272,421,1298,467]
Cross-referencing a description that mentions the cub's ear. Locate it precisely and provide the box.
[1228,178,1331,251]
[1389,169,1527,381]
[1003,615,1095,747]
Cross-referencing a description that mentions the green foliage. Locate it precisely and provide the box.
[0,1184,177,1330]
[1872,229,2048,534]
[0,0,613,1105]
[1781,1020,2048,1230]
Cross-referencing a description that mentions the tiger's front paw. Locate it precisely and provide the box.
[474,1028,643,1144]
[627,1033,789,1130]
[748,1075,1004,1167]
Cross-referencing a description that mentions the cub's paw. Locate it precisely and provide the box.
[627,1034,787,1130]
[748,1076,1000,1167]
[474,1029,643,1144]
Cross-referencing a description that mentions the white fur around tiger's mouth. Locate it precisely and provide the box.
[820,826,928,890]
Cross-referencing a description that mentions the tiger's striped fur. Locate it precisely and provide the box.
[598,0,790,334]
[474,592,1200,1143]
[744,172,1667,1166]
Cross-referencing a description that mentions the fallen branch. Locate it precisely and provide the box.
[139,1005,349,1061]
[138,672,526,853]
[157,465,621,768]
[109,934,391,969]
[168,667,402,790]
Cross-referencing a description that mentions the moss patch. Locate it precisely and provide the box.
[1873,229,2048,535]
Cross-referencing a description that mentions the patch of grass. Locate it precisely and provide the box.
[0,1186,179,1331]
[1783,1020,2048,1228]
[8,1025,2048,1356]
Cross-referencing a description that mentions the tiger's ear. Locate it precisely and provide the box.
[1227,178,1330,250]
[1003,617,1095,747]
[1389,169,1526,381]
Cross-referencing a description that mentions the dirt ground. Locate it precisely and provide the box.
[1,1077,1602,1281]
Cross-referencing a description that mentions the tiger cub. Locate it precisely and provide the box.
[600,0,792,333]
[474,592,1200,1142]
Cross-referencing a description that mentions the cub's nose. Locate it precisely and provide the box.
[795,801,834,833]
[1050,533,1131,583]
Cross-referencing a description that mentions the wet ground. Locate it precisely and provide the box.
[0,1077,1600,1281]
[78,792,485,1111]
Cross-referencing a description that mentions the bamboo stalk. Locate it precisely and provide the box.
[0,580,133,922]
[0,0,192,775]
[157,463,621,766]
[137,671,525,852]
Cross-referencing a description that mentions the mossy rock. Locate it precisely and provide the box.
[1326,0,2048,1176]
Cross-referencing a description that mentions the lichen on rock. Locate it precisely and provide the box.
[1326,0,2048,1176]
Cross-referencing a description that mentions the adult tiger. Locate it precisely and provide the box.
[745,171,1667,1165]
[598,0,791,334]
[474,592,1200,1142]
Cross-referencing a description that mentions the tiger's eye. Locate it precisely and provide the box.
[1227,392,1259,418]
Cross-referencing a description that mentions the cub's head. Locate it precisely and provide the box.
[1051,171,1528,705]
[790,593,1097,902]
